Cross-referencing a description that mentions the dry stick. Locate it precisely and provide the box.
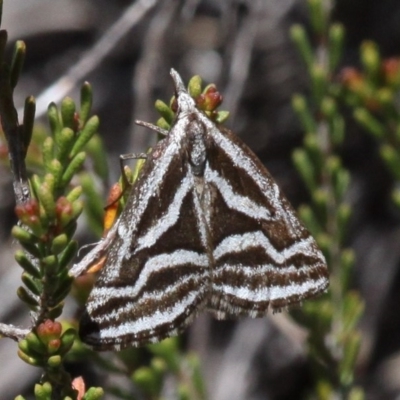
[22,0,157,119]
[130,0,180,152]
[0,322,29,341]
[180,0,202,21]
[222,0,262,122]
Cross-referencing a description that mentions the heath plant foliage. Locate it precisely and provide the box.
[0,0,103,397]
[290,0,364,397]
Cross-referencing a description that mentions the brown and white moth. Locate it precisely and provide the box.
[76,69,329,351]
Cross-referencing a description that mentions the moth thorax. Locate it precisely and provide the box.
[187,119,207,176]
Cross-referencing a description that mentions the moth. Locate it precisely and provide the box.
[77,69,329,351]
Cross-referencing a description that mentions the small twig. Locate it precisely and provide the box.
[130,0,179,152]
[223,0,262,122]
[0,322,29,341]
[23,0,157,119]
[180,0,202,21]
[268,312,308,351]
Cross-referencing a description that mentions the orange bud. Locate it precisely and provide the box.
[72,376,86,400]
[47,338,61,353]
[87,256,106,274]
[103,183,122,235]
[73,112,81,132]
[171,97,178,113]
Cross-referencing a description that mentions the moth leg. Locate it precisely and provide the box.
[118,152,148,188]
[70,221,119,277]
[119,152,148,162]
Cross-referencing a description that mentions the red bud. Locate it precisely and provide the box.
[36,320,62,344]
[340,67,364,91]
[382,58,400,86]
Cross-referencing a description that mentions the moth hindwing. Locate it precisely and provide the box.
[78,69,329,351]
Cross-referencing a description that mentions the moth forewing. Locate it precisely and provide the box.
[78,69,329,351]
[79,116,213,351]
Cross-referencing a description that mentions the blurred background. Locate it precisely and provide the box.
[1,0,400,399]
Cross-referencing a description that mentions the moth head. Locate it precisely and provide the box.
[170,69,197,115]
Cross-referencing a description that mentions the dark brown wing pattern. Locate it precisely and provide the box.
[203,125,328,318]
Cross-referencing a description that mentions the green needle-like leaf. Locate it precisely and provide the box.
[10,40,26,89]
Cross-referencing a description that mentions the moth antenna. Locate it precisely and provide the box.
[135,119,168,136]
